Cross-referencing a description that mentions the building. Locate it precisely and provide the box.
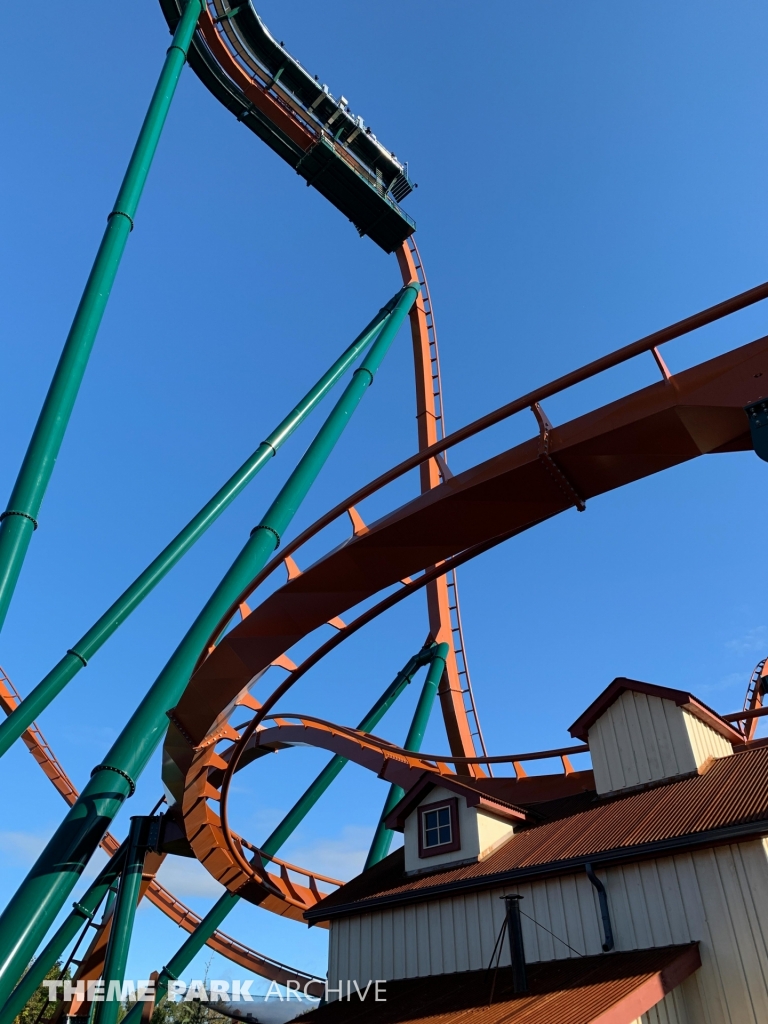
[300,678,768,1024]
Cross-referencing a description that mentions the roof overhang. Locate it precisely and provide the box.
[569,677,744,744]
[295,944,701,1024]
[305,815,768,921]
[383,771,528,832]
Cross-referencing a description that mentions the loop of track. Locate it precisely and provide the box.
[188,711,585,918]
[169,323,767,903]
[9,259,768,981]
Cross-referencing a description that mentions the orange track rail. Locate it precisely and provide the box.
[183,713,549,914]
[167,327,767,900]
[397,240,487,774]
[0,668,321,989]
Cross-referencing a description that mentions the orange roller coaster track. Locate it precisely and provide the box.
[7,3,768,1017]
[164,286,768,905]
[0,668,321,990]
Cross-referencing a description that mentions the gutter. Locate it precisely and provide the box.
[305,816,768,921]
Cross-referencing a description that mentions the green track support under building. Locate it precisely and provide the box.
[364,642,450,869]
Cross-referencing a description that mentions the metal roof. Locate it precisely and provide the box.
[296,945,701,1024]
[383,772,528,831]
[307,744,768,920]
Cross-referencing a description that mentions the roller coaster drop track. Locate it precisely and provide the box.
[165,273,768,917]
[6,2,768,1019]
[7,257,768,1006]
[0,236,491,1006]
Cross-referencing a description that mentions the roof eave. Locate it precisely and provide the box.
[569,677,744,744]
[305,816,768,922]
[383,772,527,831]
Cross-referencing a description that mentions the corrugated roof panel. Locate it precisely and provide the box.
[297,945,700,1024]
[310,746,768,917]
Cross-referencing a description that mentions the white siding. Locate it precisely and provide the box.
[476,809,516,861]
[327,840,768,1023]
[683,710,733,766]
[634,987,690,1024]
[402,787,515,874]
[588,691,731,795]
[403,787,481,873]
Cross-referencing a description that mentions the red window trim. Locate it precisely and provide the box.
[417,797,461,858]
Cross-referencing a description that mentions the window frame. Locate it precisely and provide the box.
[417,797,461,858]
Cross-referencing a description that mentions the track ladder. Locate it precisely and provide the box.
[742,657,768,741]
[406,237,491,768]
[0,667,77,801]
[743,658,766,714]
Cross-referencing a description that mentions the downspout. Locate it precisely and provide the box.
[585,862,614,952]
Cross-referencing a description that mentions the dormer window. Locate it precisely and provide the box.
[384,781,522,873]
[418,798,460,858]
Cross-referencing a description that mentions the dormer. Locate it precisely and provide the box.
[384,774,525,875]
[569,677,743,796]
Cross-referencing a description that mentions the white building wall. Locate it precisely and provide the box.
[403,787,481,873]
[328,840,768,1023]
[587,691,731,795]
[631,988,690,1024]
[476,809,516,860]
[683,709,733,766]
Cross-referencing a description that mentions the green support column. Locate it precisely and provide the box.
[121,641,435,1024]
[0,292,402,762]
[364,642,449,869]
[0,847,127,1024]
[258,642,435,858]
[0,282,419,1004]
[0,0,203,633]
[94,820,148,1024]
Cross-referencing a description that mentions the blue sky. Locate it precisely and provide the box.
[3,0,768,995]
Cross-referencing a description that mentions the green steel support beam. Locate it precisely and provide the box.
[0,0,204,634]
[123,891,239,1024]
[0,847,127,1024]
[121,641,434,1024]
[94,820,148,1024]
[259,641,435,859]
[0,293,402,763]
[0,282,419,1004]
[364,642,449,869]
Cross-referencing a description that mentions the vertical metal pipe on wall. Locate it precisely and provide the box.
[585,862,614,951]
[503,895,528,994]
[0,282,419,1005]
[0,0,204,633]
